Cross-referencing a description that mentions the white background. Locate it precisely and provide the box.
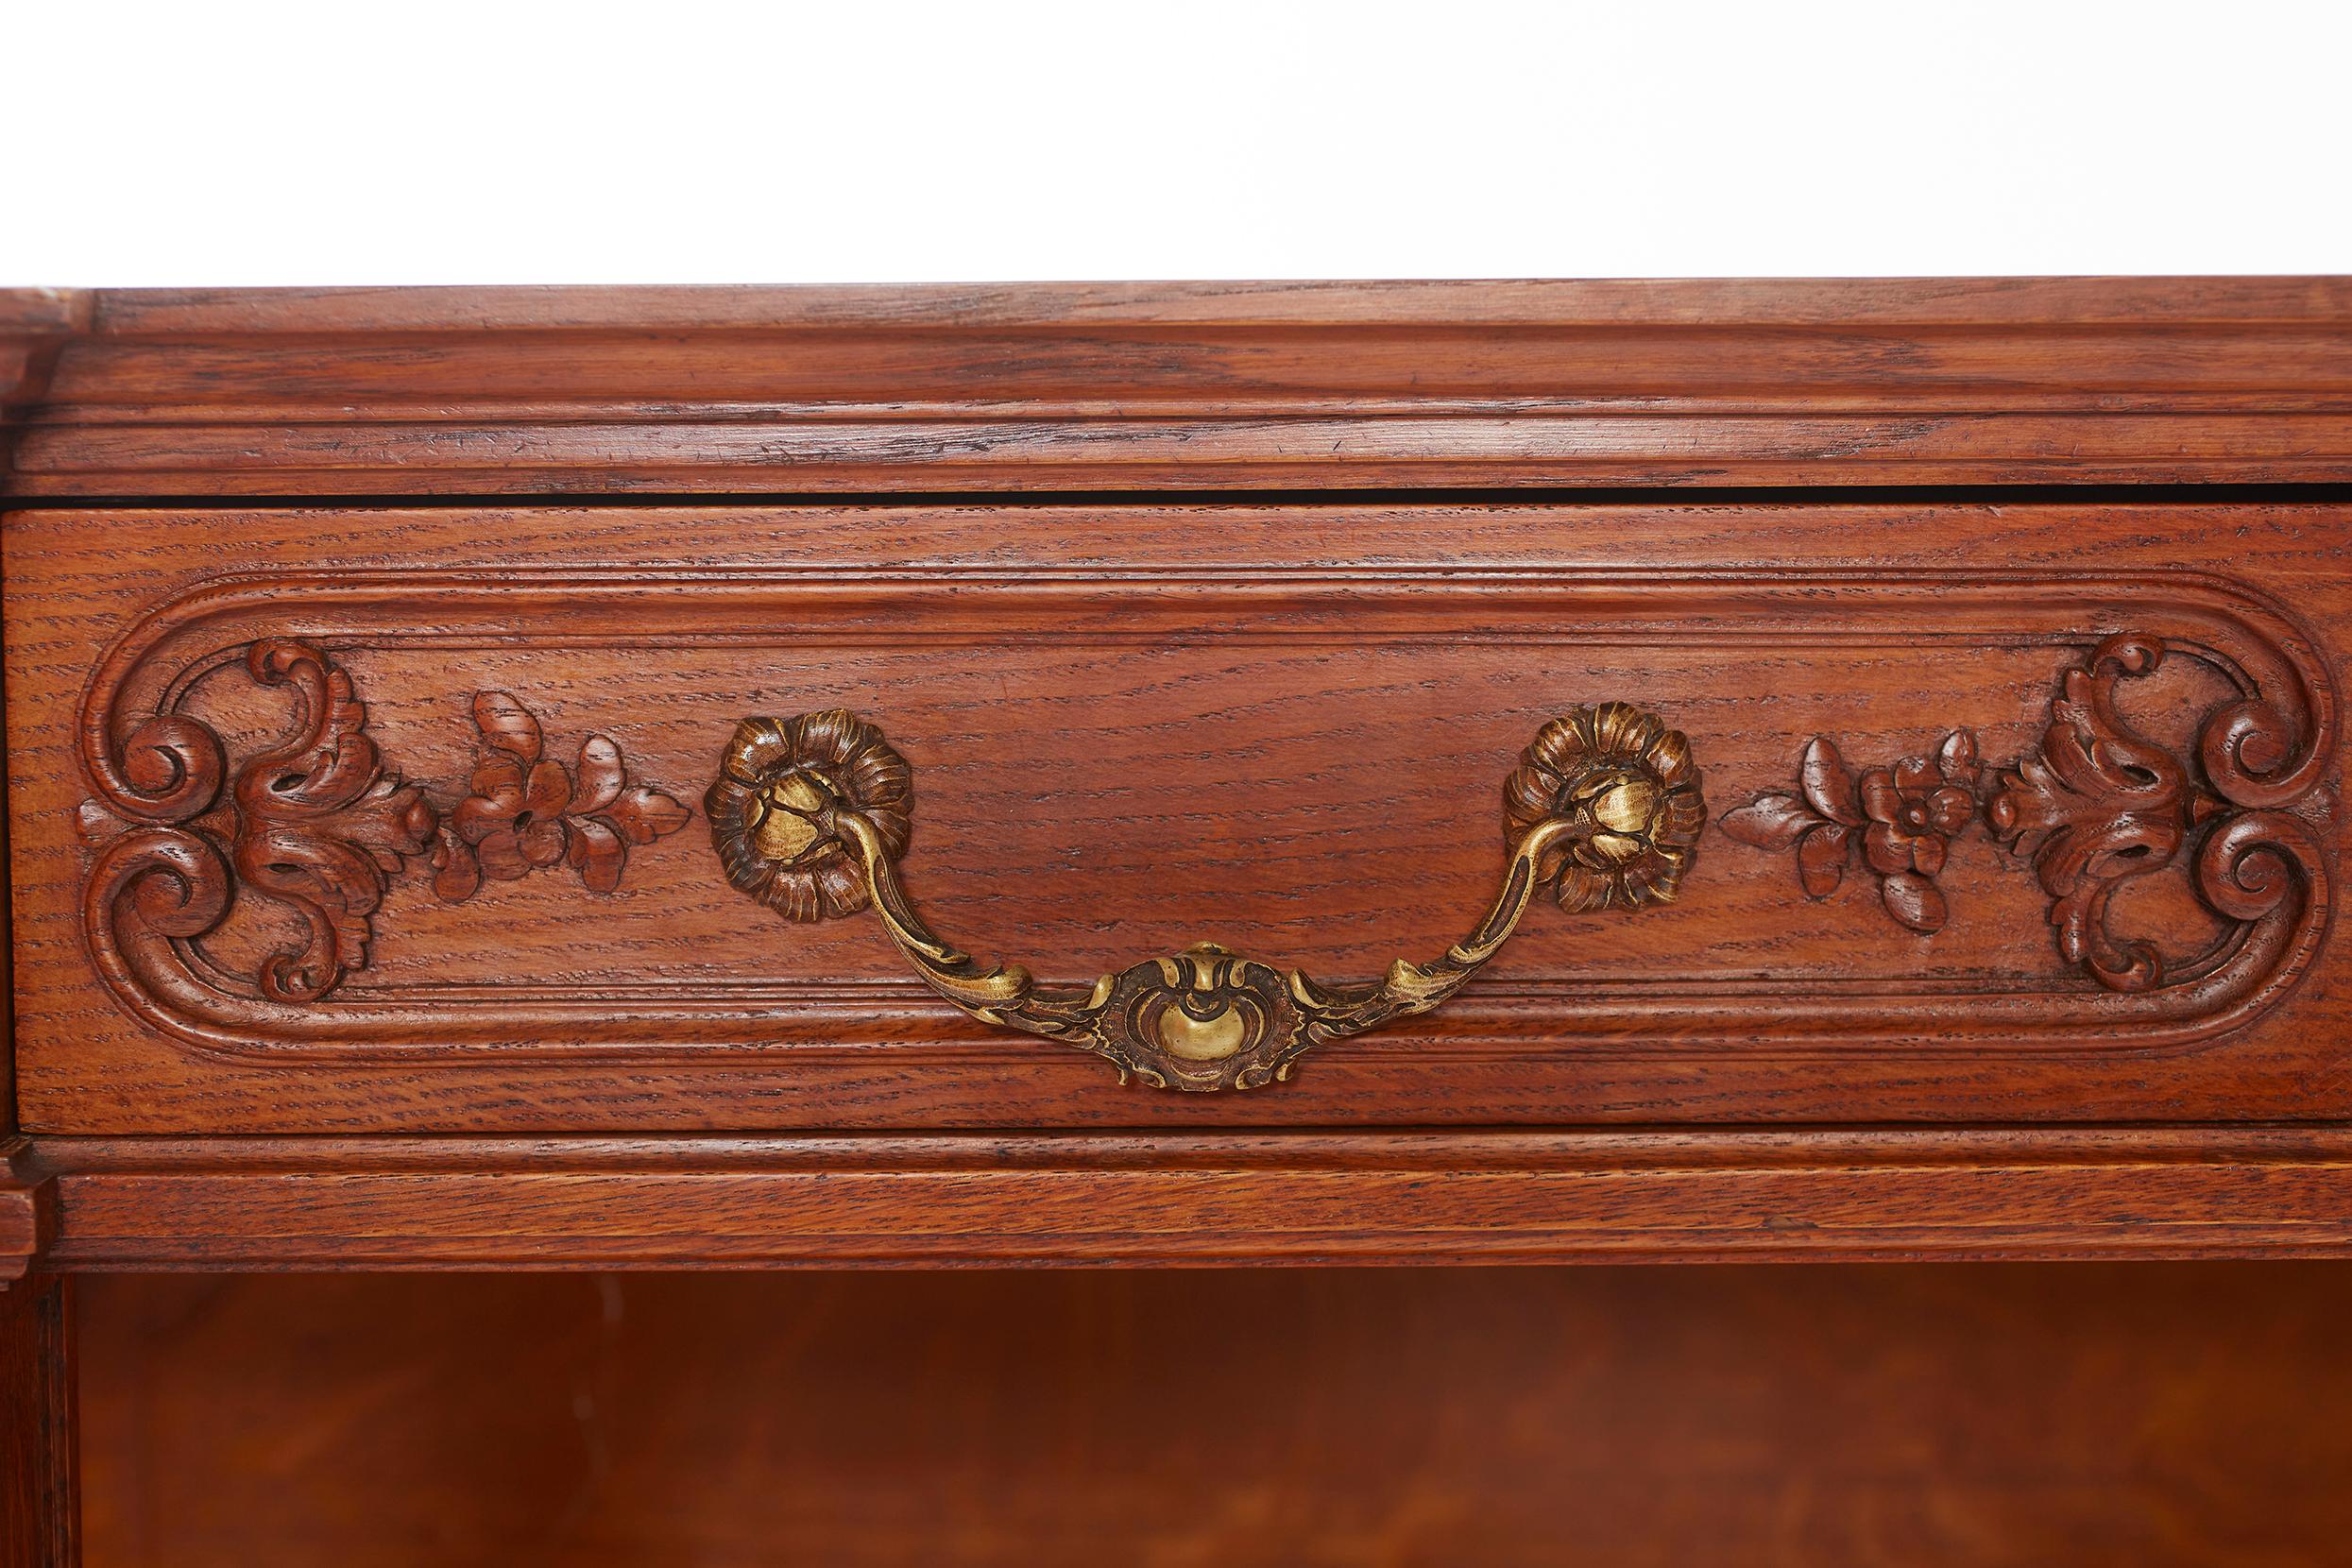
[8,0,2348,284]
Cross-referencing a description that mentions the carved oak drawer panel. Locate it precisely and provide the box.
[5,501,2343,1133]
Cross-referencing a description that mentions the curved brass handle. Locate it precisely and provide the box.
[707,706,1703,1091]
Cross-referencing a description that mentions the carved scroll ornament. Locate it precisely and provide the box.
[1723,633,2330,995]
[75,602,2334,1072]
[81,639,690,1008]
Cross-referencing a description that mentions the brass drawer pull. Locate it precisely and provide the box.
[708,706,1702,1090]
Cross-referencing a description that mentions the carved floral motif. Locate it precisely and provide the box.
[1721,633,2326,991]
[431,693,690,903]
[80,640,690,1005]
[1722,729,1981,933]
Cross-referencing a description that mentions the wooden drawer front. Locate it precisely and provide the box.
[6,502,2343,1133]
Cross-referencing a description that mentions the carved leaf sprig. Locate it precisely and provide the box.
[430,691,690,903]
[1722,730,1982,934]
[1720,738,1863,896]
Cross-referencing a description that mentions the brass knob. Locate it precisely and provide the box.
[708,705,1702,1091]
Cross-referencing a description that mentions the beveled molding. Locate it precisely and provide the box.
[0,1142,54,1284]
[23,1128,2352,1269]
[0,289,84,467]
[8,279,2352,493]
[75,562,2335,1068]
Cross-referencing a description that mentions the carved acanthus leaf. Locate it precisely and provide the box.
[230,640,436,1000]
[1722,632,2326,994]
[1983,636,2201,992]
[84,640,693,1006]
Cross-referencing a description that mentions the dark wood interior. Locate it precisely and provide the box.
[70,1264,2352,1568]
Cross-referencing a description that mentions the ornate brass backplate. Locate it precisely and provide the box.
[707,706,1703,1090]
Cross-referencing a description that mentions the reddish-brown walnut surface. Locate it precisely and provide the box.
[8,500,2343,1134]
[8,280,2352,492]
[69,1266,2352,1568]
[1,281,2349,1280]
[10,277,2352,1568]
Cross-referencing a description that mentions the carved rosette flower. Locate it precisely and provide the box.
[1723,729,1982,934]
[1504,703,1705,912]
[1858,731,1981,931]
[707,709,913,922]
[1860,744,1978,877]
[431,692,690,903]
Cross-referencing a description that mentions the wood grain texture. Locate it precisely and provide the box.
[16,281,2352,1568]
[6,281,2352,1273]
[0,289,85,495]
[6,501,2343,1133]
[0,1155,47,1285]
[74,1265,2352,1568]
[707,702,1706,1091]
[0,1273,77,1568]
[8,280,2352,492]
[28,1129,2352,1269]
[0,1137,55,1284]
